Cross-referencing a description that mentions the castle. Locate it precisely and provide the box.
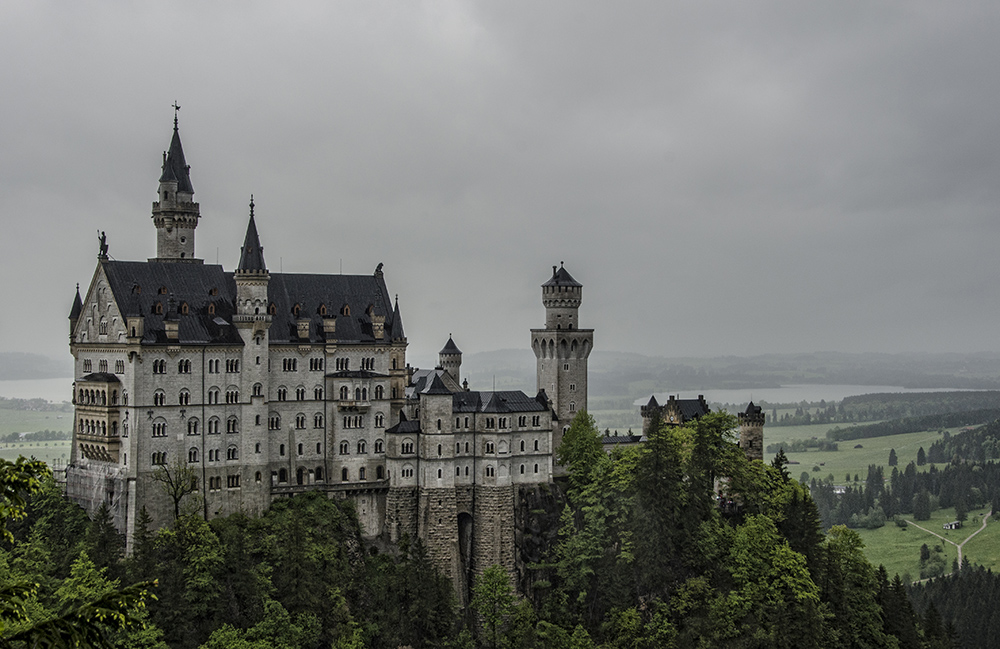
[65,116,592,600]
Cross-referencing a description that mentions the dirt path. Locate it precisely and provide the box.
[905,511,991,573]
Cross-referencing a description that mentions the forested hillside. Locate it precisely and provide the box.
[1,413,957,647]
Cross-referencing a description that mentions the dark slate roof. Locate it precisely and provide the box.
[452,390,549,414]
[745,401,762,415]
[408,368,460,397]
[237,213,267,272]
[80,372,121,383]
[267,272,399,344]
[422,374,451,395]
[541,263,582,287]
[103,261,242,345]
[645,394,659,408]
[385,420,421,434]
[101,260,401,346]
[69,285,83,320]
[440,336,461,355]
[676,398,710,420]
[159,124,194,193]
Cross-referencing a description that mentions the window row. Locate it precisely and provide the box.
[84,359,125,375]
[188,446,239,463]
[77,387,120,406]
[337,439,384,454]
[337,385,384,401]
[276,442,323,456]
[267,413,325,430]
[78,419,119,437]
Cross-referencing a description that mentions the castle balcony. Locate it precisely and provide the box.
[232,313,272,324]
[270,479,388,497]
[337,400,370,411]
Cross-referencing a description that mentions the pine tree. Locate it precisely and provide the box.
[889,448,898,466]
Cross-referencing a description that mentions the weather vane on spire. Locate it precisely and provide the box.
[172,101,181,128]
[249,194,255,217]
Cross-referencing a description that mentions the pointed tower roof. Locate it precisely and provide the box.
[645,394,659,408]
[159,116,194,193]
[391,295,405,339]
[422,373,452,395]
[237,198,267,273]
[440,336,461,355]
[69,284,83,320]
[542,262,582,287]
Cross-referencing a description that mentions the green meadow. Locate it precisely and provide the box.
[854,506,998,580]
[0,440,72,466]
[0,407,71,436]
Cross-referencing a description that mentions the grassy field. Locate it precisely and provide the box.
[0,408,71,436]
[854,506,996,580]
[0,439,72,466]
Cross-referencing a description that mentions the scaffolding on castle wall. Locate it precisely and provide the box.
[65,458,128,531]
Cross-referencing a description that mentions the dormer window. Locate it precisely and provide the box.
[341,304,351,316]
[158,286,168,295]
[209,287,218,296]
[292,304,301,317]
[154,302,163,315]
[269,303,277,315]
[319,304,327,316]
[208,304,215,315]
[180,302,189,315]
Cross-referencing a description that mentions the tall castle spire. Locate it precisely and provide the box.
[150,106,202,263]
[237,196,267,273]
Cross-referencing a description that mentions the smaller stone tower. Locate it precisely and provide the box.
[151,111,201,262]
[439,336,462,385]
[738,402,765,462]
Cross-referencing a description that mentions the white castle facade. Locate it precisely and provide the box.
[66,118,593,597]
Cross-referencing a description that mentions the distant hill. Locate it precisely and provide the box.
[456,349,1000,399]
[0,353,73,380]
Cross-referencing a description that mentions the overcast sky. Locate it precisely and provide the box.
[3,2,1000,368]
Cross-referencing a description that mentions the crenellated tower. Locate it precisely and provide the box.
[738,402,765,462]
[531,263,593,458]
[151,111,201,262]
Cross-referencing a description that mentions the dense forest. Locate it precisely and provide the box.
[1,412,959,648]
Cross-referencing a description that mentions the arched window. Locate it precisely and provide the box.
[153,390,165,406]
[358,440,367,454]
[359,467,366,481]
[279,444,285,456]
[296,387,305,401]
[295,414,306,429]
[340,441,349,454]
[187,419,199,435]
[188,448,198,463]
[377,466,385,480]
[520,440,525,452]
[375,385,384,400]
[355,387,361,401]
[341,467,349,482]
[208,417,220,434]
[253,383,263,397]
[375,413,384,428]
[226,416,239,433]
[374,439,384,453]
[178,390,190,405]
[340,386,349,400]
[437,468,442,478]
[520,464,525,474]
[315,467,323,481]
[227,446,238,460]
[278,468,287,483]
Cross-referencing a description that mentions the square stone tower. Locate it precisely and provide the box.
[530,263,593,458]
